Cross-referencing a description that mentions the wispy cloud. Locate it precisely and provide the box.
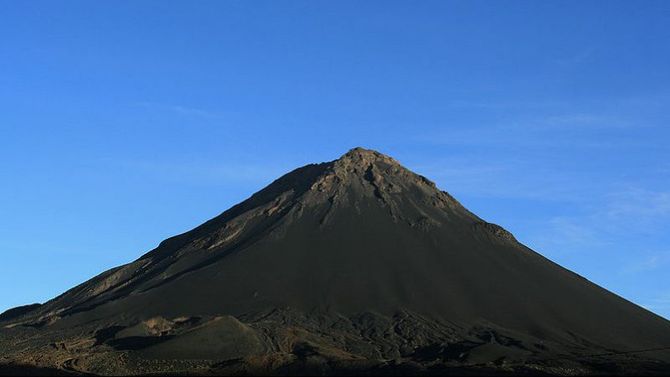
[435,93,670,146]
[545,187,670,234]
[540,113,632,129]
[529,216,610,256]
[446,99,566,110]
[169,105,222,119]
[618,93,670,108]
[135,102,226,120]
[412,115,642,151]
[623,251,670,274]
[517,187,670,265]
[605,189,670,220]
[103,158,293,186]
[408,153,608,202]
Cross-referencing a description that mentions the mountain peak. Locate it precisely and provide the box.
[337,147,400,167]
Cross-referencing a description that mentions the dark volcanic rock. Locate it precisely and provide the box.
[1,147,669,376]
[0,304,41,322]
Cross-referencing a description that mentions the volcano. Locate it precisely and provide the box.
[1,148,669,375]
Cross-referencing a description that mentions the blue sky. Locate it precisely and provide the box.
[1,1,669,319]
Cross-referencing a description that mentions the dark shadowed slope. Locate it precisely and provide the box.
[2,148,669,376]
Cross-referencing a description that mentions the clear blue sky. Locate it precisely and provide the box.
[1,1,669,319]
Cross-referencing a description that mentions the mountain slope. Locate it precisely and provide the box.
[2,148,669,376]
